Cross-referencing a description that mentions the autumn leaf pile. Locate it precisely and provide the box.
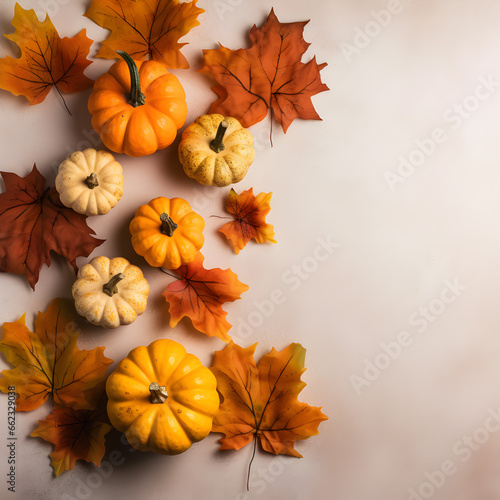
[0,298,113,475]
[0,0,328,484]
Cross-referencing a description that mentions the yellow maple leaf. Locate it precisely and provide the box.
[0,298,113,411]
[0,4,93,110]
[85,0,204,68]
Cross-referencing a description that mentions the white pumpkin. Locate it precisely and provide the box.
[72,256,149,329]
[55,149,124,216]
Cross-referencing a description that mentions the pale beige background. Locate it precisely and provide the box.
[2,0,500,499]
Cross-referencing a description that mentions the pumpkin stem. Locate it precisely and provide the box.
[102,273,125,297]
[85,172,99,189]
[117,50,146,107]
[210,120,229,153]
[160,213,178,236]
[149,382,168,404]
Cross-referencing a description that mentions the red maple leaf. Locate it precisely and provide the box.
[31,406,111,476]
[0,166,104,289]
[201,8,329,133]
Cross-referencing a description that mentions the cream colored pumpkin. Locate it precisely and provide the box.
[55,149,124,216]
[178,114,255,187]
[72,256,149,329]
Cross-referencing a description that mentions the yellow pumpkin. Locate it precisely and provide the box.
[178,114,255,187]
[106,338,219,454]
[129,196,204,269]
[72,256,149,328]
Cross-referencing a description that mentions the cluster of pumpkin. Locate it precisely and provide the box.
[53,52,256,455]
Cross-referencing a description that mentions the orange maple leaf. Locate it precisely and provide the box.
[85,0,204,69]
[31,406,112,476]
[219,188,276,254]
[162,253,249,342]
[0,4,93,112]
[211,342,328,461]
[0,298,113,411]
[201,8,329,132]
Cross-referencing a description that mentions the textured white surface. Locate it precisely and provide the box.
[1,1,500,499]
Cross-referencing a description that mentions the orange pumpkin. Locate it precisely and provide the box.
[130,196,205,269]
[88,51,187,157]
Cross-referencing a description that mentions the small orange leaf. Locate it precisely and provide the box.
[31,406,112,476]
[0,4,93,110]
[85,0,204,68]
[162,253,249,342]
[201,8,329,132]
[219,188,276,254]
[210,342,328,459]
[0,298,113,411]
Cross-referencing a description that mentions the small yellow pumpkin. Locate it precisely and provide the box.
[129,196,204,269]
[106,338,219,455]
[55,149,124,216]
[178,114,255,187]
[72,256,149,329]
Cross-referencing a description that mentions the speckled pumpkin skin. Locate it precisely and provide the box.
[178,114,255,187]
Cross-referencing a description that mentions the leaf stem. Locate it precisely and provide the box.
[117,50,145,107]
[269,109,274,148]
[159,268,179,279]
[209,215,232,220]
[247,435,257,490]
[54,84,71,116]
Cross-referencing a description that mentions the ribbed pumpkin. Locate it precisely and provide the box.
[55,149,124,216]
[178,114,255,187]
[88,51,187,157]
[129,196,204,269]
[72,256,150,329]
[106,338,219,454]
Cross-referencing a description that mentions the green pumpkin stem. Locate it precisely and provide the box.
[102,273,125,297]
[117,50,146,107]
[149,382,168,404]
[85,172,99,189]
[160,213,178,236]
[210,120,229,153]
